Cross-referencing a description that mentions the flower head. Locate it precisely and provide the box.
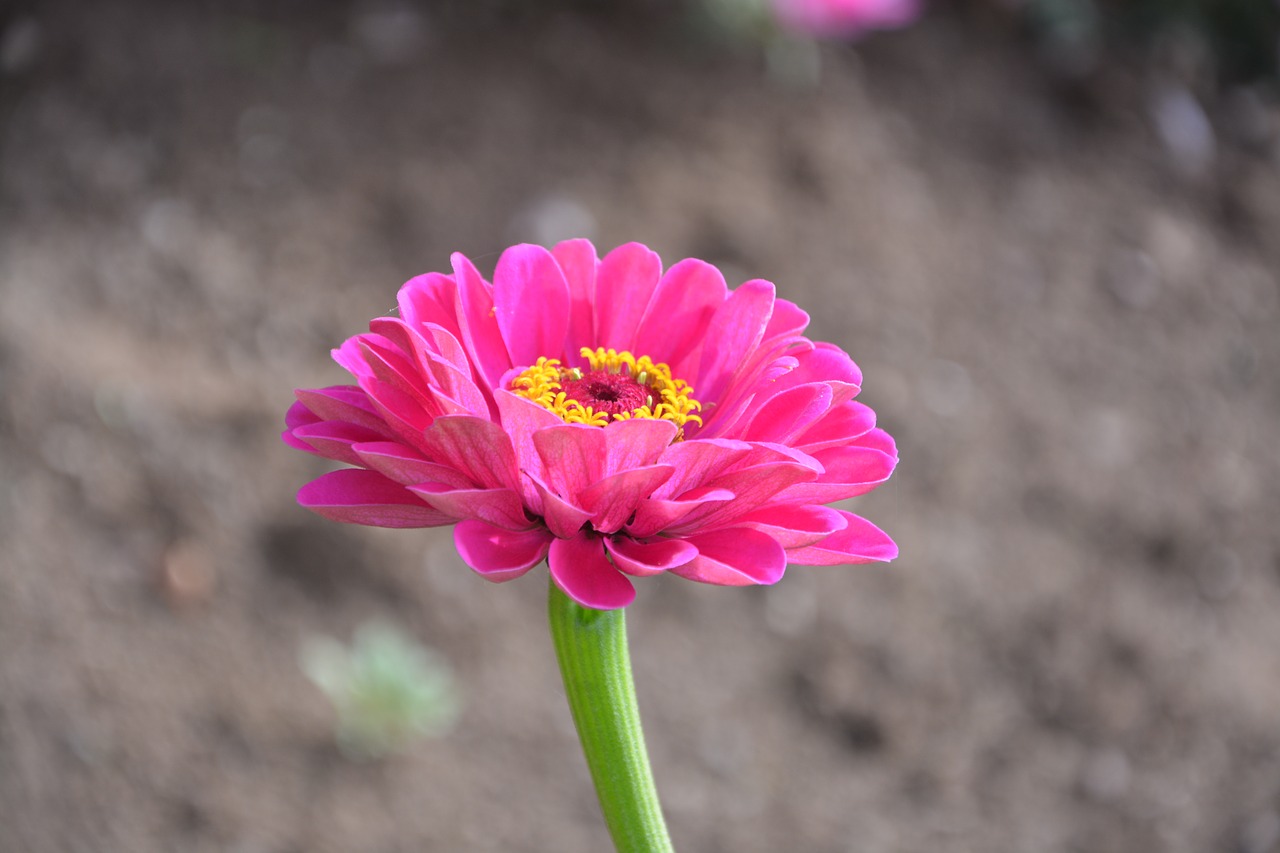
[770,0,921,39]
[284,240,897,610]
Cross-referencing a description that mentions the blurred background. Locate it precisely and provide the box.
[2,1,1279,851]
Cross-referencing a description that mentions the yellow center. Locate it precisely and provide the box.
[512,347,703,435]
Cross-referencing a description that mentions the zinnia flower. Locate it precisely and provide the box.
[284,240,897,610]
[770,0,921,39]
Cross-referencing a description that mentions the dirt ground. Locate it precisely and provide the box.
[3,2,1280,852]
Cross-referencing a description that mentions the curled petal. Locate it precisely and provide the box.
[298,469,452,528]
[786,511,898,565]
[549,532,636,610]
[671,528,787,586]
[454,520,552,582]
[627,487,736,538]
[579,464,675,534]
[605,536,697,577]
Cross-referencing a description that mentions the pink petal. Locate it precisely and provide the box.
[397,272,463,344]
[368,317,489,417]
[775,430,898,504]
[604,418,679,473]
[633,258,727,378]
[285,399,320,430]
[353,441,473,488]
[696,278,776,406]
[297,469,452,528]
[291,421,388,466]
[420,415,522,492]
[627,486,736,538]
[495,385,565,491]
[551,239,598,364]
[549,532,636,610]
[670,528,786,586]
[760,297,810,347]
[593,242,663,353]
[785,511,897,564]
[454,519,552,582]
[794,401,877,454]
[533,424,607,503]
[409,482,533,531]
[532,477,594,539]
[452,252,512,391]
[493,243,571,367]
[666,460,820,535]
[733,504,848,548]
[651,438,752,500]
[579,464,675,534]
[294,386,386,435]
[605,536,697,577]
[737,382,833,444]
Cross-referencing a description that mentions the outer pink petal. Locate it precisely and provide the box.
[454,520,552,582]
[495,386,564,495]
[733,504,847,548]
[531,477,593,539]
[633,258,727,378]
[297,469,452,528]
[353,441,473,488]
[774,430,898,504]
[290,421,388,466]
[368,317,489,417]
[409,483,533,531]
[420,415,522,493]
[579,464,675,534]
[696,278,775,407]
[397,272,463,344]
[533,425,607,503]
[549,533,636,610]
[452,252,512,391]
[786,510,897,564]
[665,460,820,534]
[670,528,787,586]
[651,438,752,501]
[593,242,663,353]
[794,401,877,454]
[605,536,697,577]
[736,382,833,445]
[604,418,679,474]
[551,239,598,366]
[493,243,570,367]
[294,386,387,435]
[627,487,736,538]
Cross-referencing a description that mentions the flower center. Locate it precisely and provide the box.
[511,347,703,435]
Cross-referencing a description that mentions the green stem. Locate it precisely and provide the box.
[548,580,675,853]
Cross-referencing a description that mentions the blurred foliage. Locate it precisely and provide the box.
[302,621,462,760]
[1022,0,1280,85]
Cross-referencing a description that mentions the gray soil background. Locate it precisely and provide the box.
[3,2,1280,852]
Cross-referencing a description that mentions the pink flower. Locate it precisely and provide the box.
[284,241,897,610]
[770,0,921,39]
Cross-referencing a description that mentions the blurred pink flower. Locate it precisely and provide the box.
[770,0,920,39]
[284,241,897,610]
